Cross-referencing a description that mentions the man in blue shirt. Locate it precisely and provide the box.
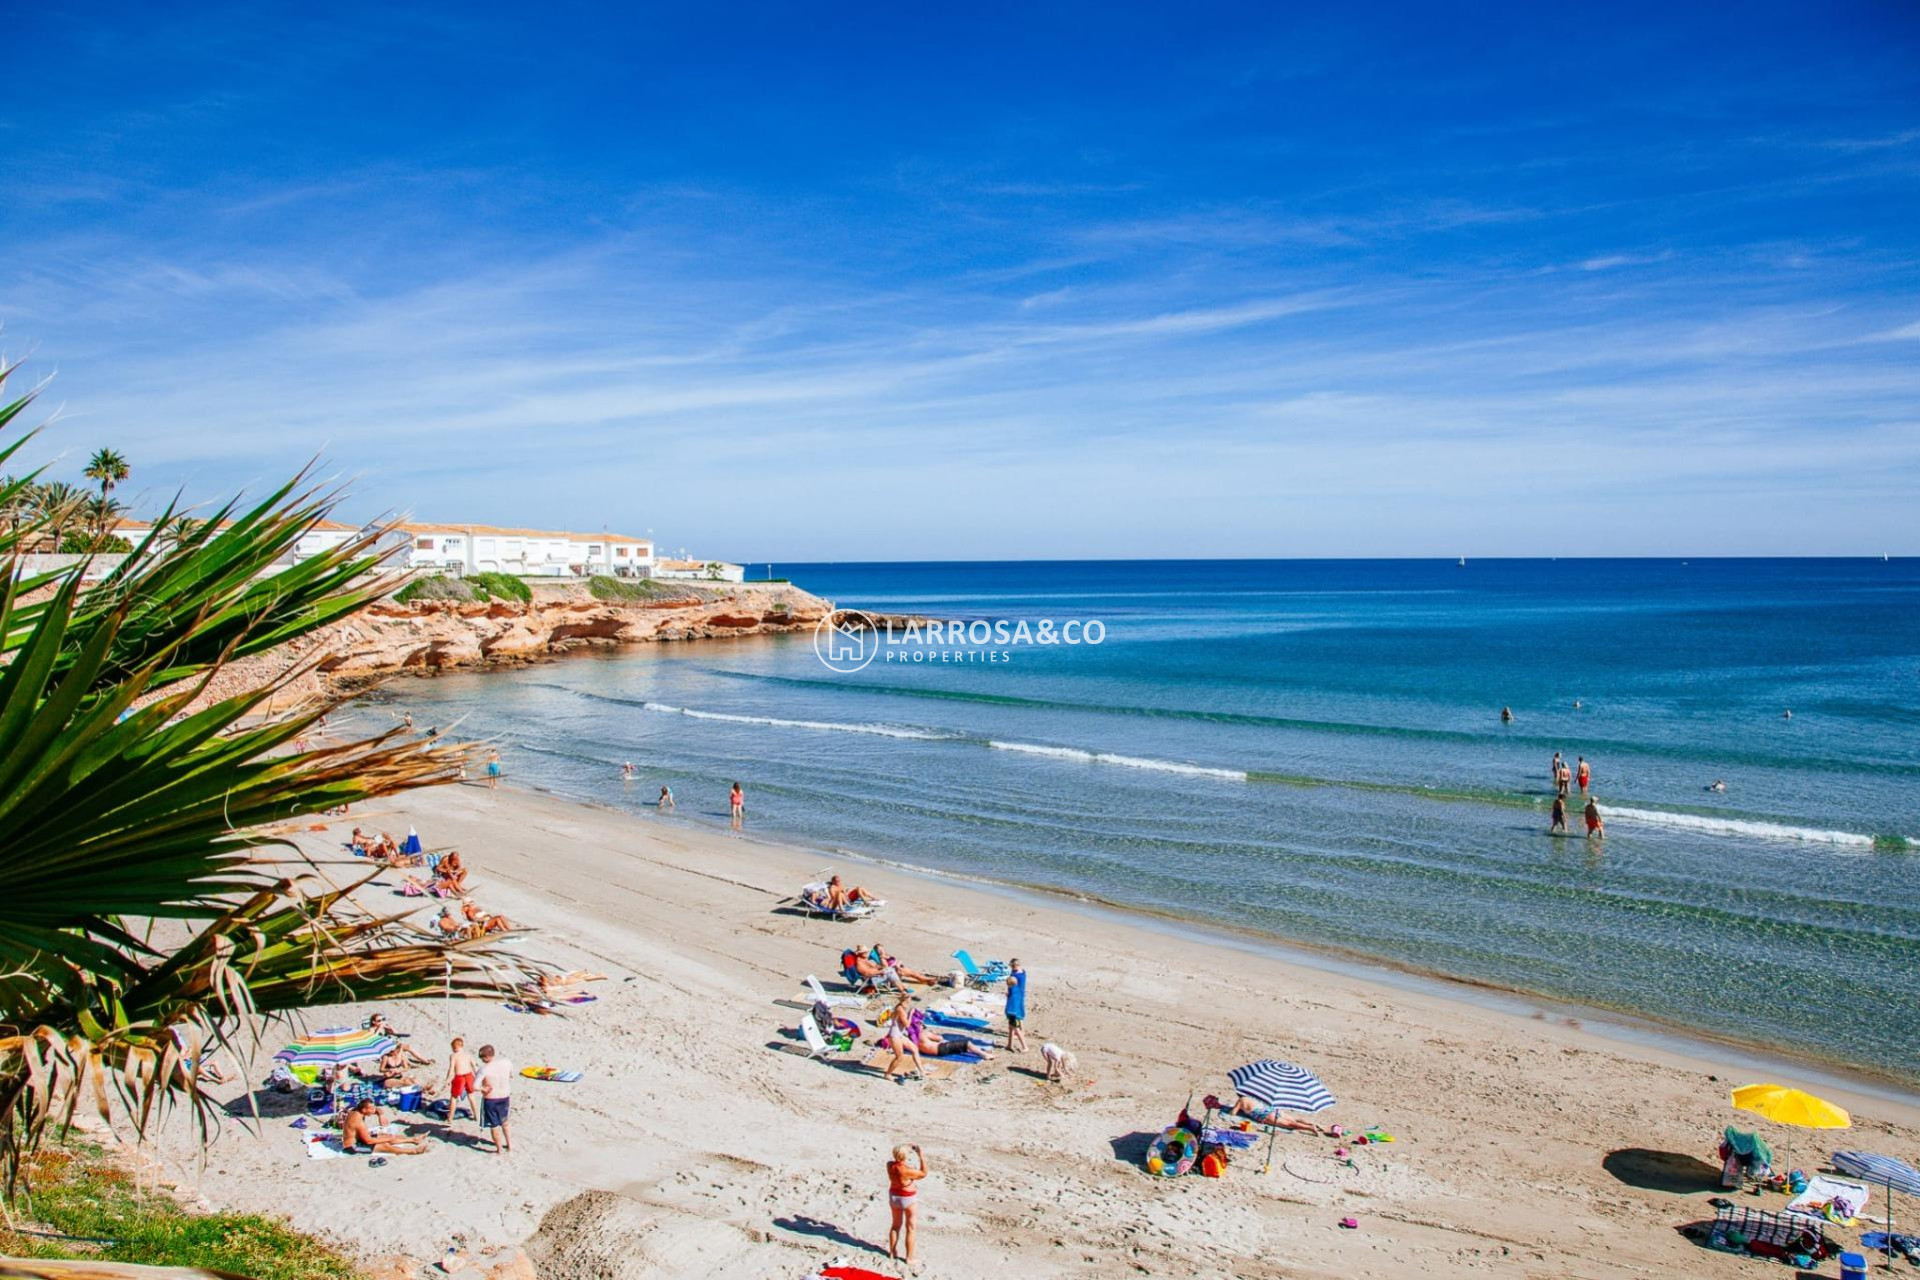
[1004,959,1028,1053]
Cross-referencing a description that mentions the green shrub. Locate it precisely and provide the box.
[58,532,133,554]
[394,574,475,604]
[588,574,681,601]
[468,571,532,603]
[0,1138,364,1279]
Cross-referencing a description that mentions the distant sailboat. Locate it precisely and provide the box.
[1458,556,1467,567]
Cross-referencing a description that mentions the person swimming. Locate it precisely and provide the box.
[1501,706,1514,723]
[1706,779,1727,793]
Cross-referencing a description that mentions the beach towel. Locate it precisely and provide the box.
[520,1066,584,1083]
[1202,1127,1261,1149]
[303,1134,348,1160]
[926,1010,989,1030]
[819,1267,901,1280]
[860,1049,962,1080]
[1787,1176,1871,1222]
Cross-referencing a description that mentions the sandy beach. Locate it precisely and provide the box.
[144,778,1920,1279]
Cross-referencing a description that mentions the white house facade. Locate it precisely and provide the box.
[397,524,654,578]
[653,557,746,583]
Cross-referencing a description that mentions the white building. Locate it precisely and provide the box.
[115,517,363,564]
[397,523,654,578]
[653,557,746,583]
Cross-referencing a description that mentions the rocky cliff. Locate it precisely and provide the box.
[319,582,833,683]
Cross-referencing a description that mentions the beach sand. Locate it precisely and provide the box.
[144,780,1920,1279]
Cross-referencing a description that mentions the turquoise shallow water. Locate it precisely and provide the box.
[383,559,1920,1082]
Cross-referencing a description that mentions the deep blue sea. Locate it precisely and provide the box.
[384,559,1920,1082]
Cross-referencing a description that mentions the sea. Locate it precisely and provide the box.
[380,559,1920,1084]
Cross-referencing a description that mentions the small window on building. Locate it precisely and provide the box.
[415,537,435,550]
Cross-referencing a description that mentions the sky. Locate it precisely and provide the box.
[2,2,1918,560]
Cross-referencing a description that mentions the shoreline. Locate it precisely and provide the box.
[512,776,1920,1104]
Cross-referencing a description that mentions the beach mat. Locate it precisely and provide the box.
[860,1049,962,1080]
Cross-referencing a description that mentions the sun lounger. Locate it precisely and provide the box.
[952,950,1008,987]
[795,881,877,920]
[806,975,866,1008]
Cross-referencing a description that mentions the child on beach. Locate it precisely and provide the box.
[1041,1042,1076,1082]
[658,785,675,811]
[486,750,502,790]
[730,781,744,828]
[886,1144,930,1269]
[441,1037,478,1125]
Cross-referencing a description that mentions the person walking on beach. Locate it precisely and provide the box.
[485,750,502,791]
[886,1143,930,1269]
[475,1043,513,1154]
[658,784,675,811]
[729,781,744,829]
[1550,795,1567,833]
[1584,797,1605,840]
[441,1036,478,1127]
[1576,756,1591,794]
[1004,958,1028,1053]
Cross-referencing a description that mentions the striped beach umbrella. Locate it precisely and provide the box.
[1228,1059,1336,1113]
[273,1026,395,1067]
[1832,1151,1920,1263]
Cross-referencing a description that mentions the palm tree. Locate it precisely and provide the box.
[0,357,540,1196]
[29,479,84,551]
[82,448,130,544]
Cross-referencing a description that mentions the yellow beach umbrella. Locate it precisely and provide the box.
[1730,1084,1852,1130]
[1731,1084,1850,1178]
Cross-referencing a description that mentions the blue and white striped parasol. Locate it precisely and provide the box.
[1832,1151,1920,1264]
[1228,1059,1336,1113]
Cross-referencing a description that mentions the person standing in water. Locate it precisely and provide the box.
[1576,756,1591,795]
[729,781,744,829]
[1584,797,1605,840]
[1551,751,1564,785]
[657,784,675,811]
[1550,795,1567,833]
[1501,706,1514,723]
[1556,759,1572,798]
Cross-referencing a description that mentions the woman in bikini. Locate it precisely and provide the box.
[1212,1092,1328,1135]
[886,1143,931,1268]
[881,993,928,1083]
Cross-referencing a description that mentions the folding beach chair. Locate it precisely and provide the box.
[800,1012,855,1060]
[952,950,1009,988]
[806,974,866,1008]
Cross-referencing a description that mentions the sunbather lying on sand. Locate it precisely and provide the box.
[341,1099,428,1155]
[908,1007,992,1059]
[1209,1093,1328,1135]
[528,970,607,994]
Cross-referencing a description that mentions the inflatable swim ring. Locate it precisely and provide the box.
[1145,1125,1200,1177]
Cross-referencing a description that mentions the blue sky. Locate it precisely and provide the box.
[3,2,1918,559]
